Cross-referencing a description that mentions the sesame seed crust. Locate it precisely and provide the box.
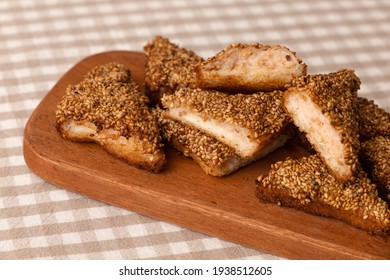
[256,154,390,235]
[154,108,293,176]
[355,96,390,140]
[155,108,240,175]
[55,62,165,172]
[144,36,204,104]
[360,136,390,204]
[161,88,289,142]
[284,69,361,181]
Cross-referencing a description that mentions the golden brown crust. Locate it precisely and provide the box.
[162,88,289,141]
[360,136,390,204]
[155,108,293,176]
[256,154,390,235]
[155,108,236,174]
[196,43,307,92]
[57,121,165,173]
[355,96,390,140]
[55,63,166,173]
[161,88,290,158]
[144,36,204,105]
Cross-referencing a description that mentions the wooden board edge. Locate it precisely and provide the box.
[23,131,385,260]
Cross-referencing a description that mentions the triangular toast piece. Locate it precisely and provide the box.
[56,63,166,173]
[360,136,390,204]
[196,43,307,92]
[256,154,390,235]
[144,36,204,105]
[283,69,361,182]
[161,88,290,158]
[155,108,293,176]
[355,96,390,140]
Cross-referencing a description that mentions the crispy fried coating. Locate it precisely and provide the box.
[355,96,390,140]
[55,63,166,173]
[256,154,390,235]
[161,88,290,158]
[155,108,293,176]
[144,36,204,105]
[360,136,390,204]
[283,69,361,182]
[196,43,307,92]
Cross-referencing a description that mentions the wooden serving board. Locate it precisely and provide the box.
[23,51,389,259]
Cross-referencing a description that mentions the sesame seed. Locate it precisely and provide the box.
[155,108,238,167]
[144,36,204,105]
[360,136,390,204]
[355,97,390,140]
[285,69,361,180]
[55,62,164,159]
[161,88,289,141]
[256,154,390,234]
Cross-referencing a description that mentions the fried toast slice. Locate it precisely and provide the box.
[256,154,390,235]
[161,88,290,158]
[56,63,166,173]
[156,108,294,176]
[283,69,361,182]
[144,36,204,105]
[196,43,307,92]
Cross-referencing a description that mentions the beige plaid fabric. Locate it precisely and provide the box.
[1,0,389,259]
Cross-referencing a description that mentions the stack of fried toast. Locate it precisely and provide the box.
[55,36,389,235]
[146,36,305,176]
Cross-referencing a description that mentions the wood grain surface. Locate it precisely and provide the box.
[23,51,390,259]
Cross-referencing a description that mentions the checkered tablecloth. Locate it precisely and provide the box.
[1,0,389,259]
